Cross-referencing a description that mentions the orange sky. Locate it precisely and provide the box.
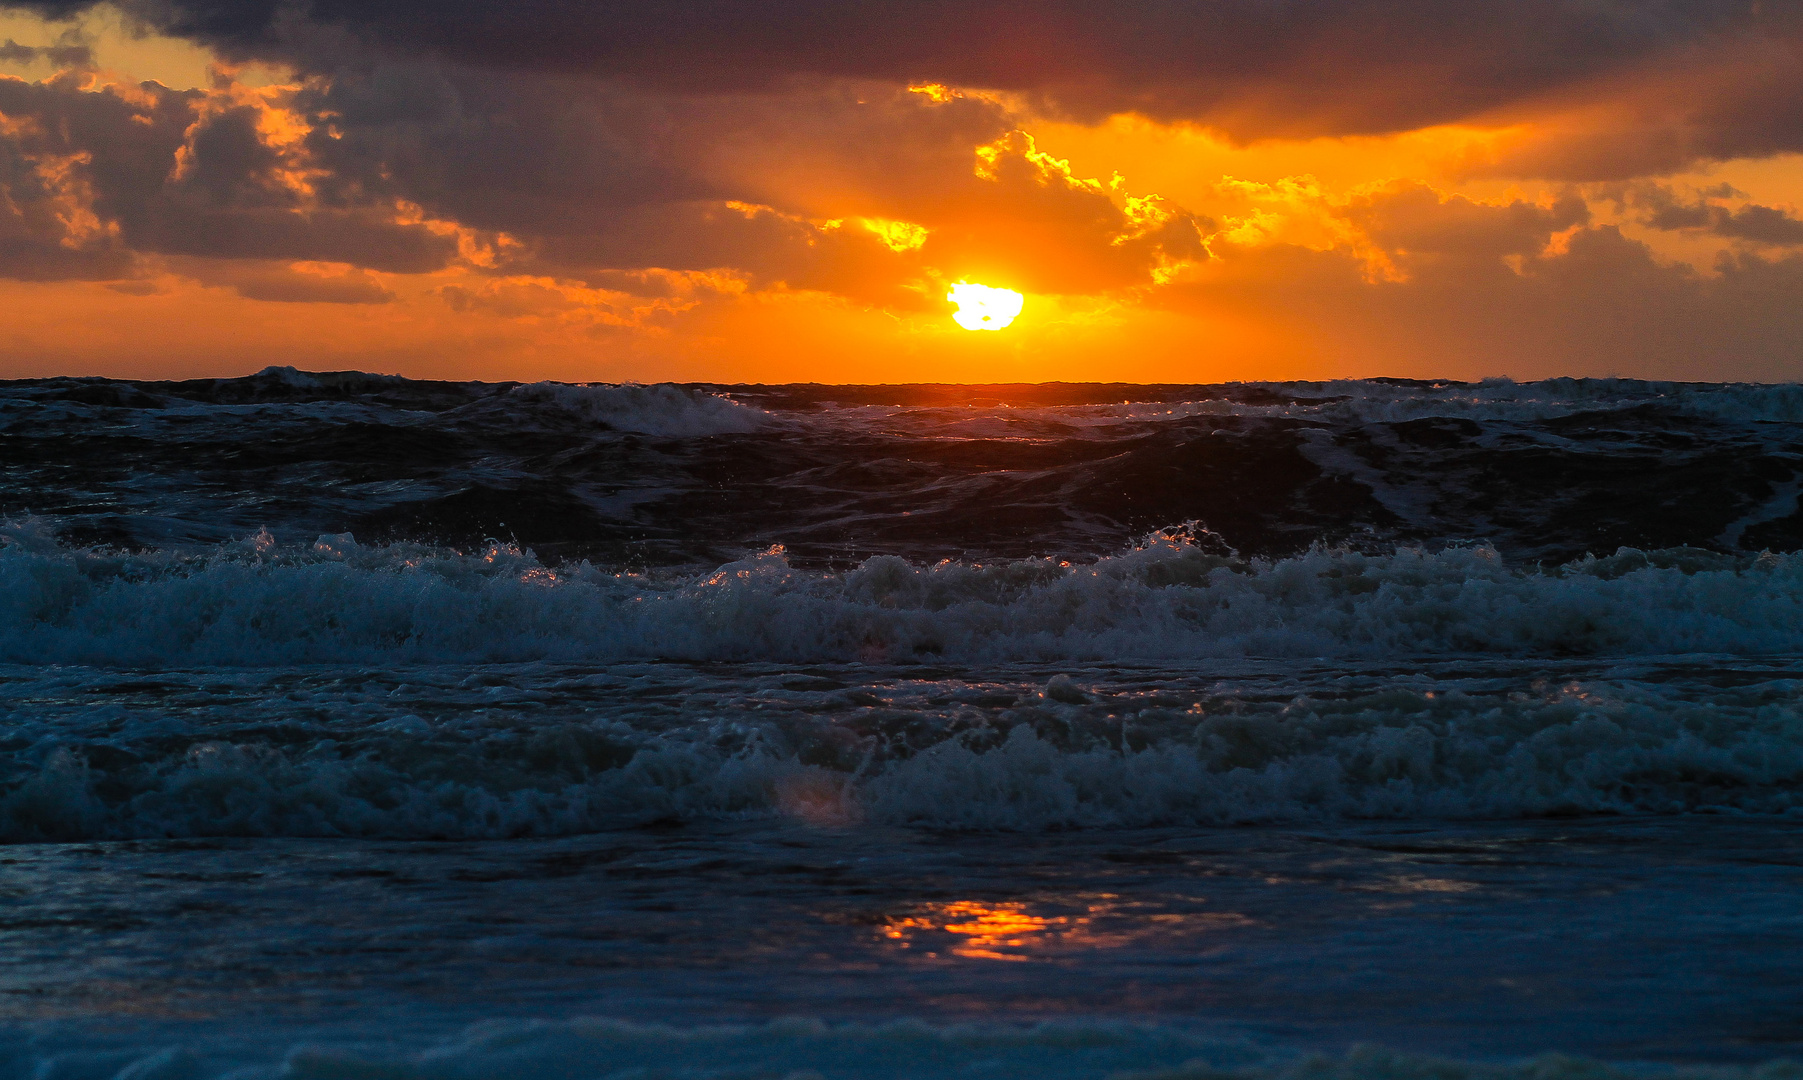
[2,2,1802,383]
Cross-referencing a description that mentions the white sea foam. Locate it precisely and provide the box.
[5,528,1801,839]
[5,658,1800,839]
[4,529,1799,667]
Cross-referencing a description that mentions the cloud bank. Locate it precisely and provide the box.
[0,0,1800,380]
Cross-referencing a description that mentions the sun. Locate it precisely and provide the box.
[947,281,1024,331]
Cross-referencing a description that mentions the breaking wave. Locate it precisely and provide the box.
[5,525,1800,667]
[505,381,772,436]
[4,661,1800,840]
[3,524,1802,840]
[8,677,1803,840]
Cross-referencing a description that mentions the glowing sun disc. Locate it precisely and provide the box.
[948,281,1023,331]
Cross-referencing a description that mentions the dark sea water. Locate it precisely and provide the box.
[3,369,1803,1079]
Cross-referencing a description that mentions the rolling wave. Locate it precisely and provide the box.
[5,371,1803,565]
[5,527,1800,666]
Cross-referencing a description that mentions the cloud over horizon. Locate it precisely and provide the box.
[1,0,1801,382]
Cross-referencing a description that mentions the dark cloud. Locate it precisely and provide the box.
[3,0,1801,383]
[1461,30,1803,181]
[4,0,1798,297]
[295,60,718,236]
[1617,182,1803,246]
[1170,212,1803,381]
[520,200,939,309]
[0,37,91,66]
[283,65,1085,298]
[1712,204,1803,246]
[291,64,1019,239]
[1345,183,1591,270]
[0,72,460,280]
[6,0,1793,145]
[0,52,1030,293]
[0,133,134,280]
[511,124,1211,301]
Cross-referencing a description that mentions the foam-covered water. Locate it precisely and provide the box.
[7,527,1803,667]
[4,371,1803,1075]
[1,655,1801,841]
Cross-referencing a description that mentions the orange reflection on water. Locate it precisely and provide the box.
[878,897,1252,962]
[884,901,1054,961]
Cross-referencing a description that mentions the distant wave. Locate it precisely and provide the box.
[505,380,773,436]
[6,371,1803,565]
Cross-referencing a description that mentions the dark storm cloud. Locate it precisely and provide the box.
[289,61,1020,236]
[0,46,1025,290]
[294,60,718,237]
[4,0,1800,343]
[1464,30,1803,181]
[283,64,1040,293]
[7,0,1793,140]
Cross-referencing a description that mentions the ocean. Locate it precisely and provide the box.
[2,369,1801,1079]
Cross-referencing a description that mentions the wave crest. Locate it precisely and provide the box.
[4,529,1800,666]
[507,382,771,436]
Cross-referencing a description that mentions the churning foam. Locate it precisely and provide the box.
[4,528,1800,667]
[3,525,1803,840]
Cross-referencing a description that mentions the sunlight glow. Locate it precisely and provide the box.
[947,282,1024,331]
[861,218,929,252]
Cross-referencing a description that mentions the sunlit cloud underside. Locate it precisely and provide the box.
[0,2,1801,382]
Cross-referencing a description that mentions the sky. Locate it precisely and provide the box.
[1,0,1801,384]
